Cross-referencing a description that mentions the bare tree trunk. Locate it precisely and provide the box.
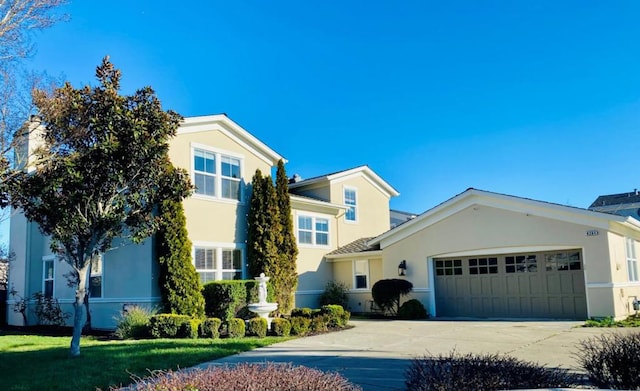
[70,265,88,357]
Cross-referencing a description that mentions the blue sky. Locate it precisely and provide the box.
[25,1,640,214]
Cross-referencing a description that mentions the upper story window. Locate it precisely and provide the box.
[43,258,55,298]
[297,215,330,246]
[626,238,638,282]
[194,246,243,284]
[193,147,242,201]
[344,187,357,222]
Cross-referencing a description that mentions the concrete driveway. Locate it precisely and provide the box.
[196,319,632,390]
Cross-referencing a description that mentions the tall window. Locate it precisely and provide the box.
[43,258,54,298]
[344,188,357,222]
[194,149,216,197]
[193,147,242,201]
[354,260,369,289]
[297,215,329,246]
[194,247,243,284]
[626,238,638,282]
[89,255,103,298]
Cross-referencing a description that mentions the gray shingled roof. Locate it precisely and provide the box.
[589,190,640,209]
[326,237,380,256]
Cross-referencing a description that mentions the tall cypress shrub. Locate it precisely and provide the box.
[247,170,280,279]
[274,160,298,315]
[156,198,205,318]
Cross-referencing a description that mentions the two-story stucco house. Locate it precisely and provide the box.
[6,115,640,328]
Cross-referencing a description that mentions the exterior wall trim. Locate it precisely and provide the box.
[295,290,324,295]
[587,282,640,288]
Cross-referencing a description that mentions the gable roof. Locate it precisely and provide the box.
[589,190,640,209]
[369,188,640,249]
[289,165,399,198]
[325,237,381,259]
[179,114,285,166]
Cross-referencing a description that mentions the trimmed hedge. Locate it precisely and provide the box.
[247,317,268,338]
[320,305,350,328]
[199,317,222,339]
[149,314,194,338]
[398,299,428,320]
[271,318,291,337]
[227,318,245,338]
[290,317,312,336]
[203,280,274,322]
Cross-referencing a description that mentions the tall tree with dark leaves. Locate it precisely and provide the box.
[247,169,280,280]
[273,159,298,315]
[8,57,192,357]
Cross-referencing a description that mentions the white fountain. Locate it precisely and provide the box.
[247,273,278,328]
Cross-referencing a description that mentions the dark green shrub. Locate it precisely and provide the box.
[227,318,245,338]
[372,279,413,315]
[406,351,577,391]
[319,280,349,309]
[398,299,428,320]
[179,318,201,339]
[320,305,349,328]
[310,315,329,333]
[149,314,192,338]
[290,316,311,336]
[575,332,640,389]
[114,305,154,339]
[291,307,313,318]
[270,318,291,337]
[247,317,268,338]
[125,362,362,391]
[199,318,222,339]
[203,281,247,321]
[156,198,205,318]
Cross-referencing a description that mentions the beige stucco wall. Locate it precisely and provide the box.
[380,204,639,318]
[169,128,275,245]
[331,257,383,313]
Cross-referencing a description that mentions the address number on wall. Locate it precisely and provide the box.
[586,230,599,236]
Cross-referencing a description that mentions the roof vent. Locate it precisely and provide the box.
[289,174,302,184]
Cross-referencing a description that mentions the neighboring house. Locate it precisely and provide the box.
[589,189,640,219]
[6,116,640,328]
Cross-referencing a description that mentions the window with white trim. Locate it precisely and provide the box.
[193,147,242,201]
[194,247,243,284]
[626,238,638,282]
[354,259,369,289]
[344,188,357,222]
[43,258,54,298]
[297,215,329,246]
[89,255,103,298]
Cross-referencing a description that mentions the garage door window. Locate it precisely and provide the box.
[545,252,581,271]
[435,259,463,276]
[505,255,537,273]
[469,257,498,275]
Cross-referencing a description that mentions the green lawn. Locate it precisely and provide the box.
[0,333,291,391]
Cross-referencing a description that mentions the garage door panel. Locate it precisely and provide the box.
[435,250,587,319]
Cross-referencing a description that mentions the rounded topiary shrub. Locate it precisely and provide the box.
[247,317,268,338]
[372,279,413,315]
[149,314,193,338]
[320,305,350,328]
[271,318,291,337]
[226,318,245,338]
[398,299,428,320]
[406,351,577,391]
[575,332,640,390]
[199,317,222,339]
[290,316,311,336]
[124,362,362,391]
[291,307,314,318]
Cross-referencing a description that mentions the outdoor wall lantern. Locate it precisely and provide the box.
[398,260,407,276]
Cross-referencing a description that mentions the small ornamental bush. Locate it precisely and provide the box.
[310,315,329,333]
[270,318,291,337]
[291,307,313,318]
[149,314,192,338]
[405,351,577,391]
[398,299,428,320]
[199,317,222,339]
[372,279,413,316]
[247,317,268,338]
[320,305,350,328]
[203,281,247,321]
[226,318,245,338]
[575,332,640,389]
[121,362,362,391]
[179,318,201,339]
[114,305,154,339]
[319,281,349,309]
[290,316,311,336]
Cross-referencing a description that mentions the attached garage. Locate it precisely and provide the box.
[434,250,587,319]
